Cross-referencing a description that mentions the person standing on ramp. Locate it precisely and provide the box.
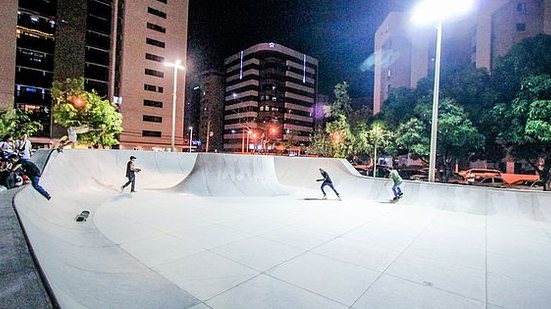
[385,166,403,201]
[316,168,341,200]
[121,156,141,193]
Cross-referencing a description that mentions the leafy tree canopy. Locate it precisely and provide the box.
[492,34,551,102]
[0,106,42,138]
[51,77,122,147]
[330,81,353,118]
[493,75,551,190]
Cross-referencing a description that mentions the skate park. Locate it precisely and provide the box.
[6,149,551,308]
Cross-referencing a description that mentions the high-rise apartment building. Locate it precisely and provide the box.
[117,0,188,150]
[373,0,551,114]
[197,70,224,152]
[0,0,189,150]
[223,43,318,152]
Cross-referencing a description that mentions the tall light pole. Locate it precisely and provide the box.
[412,0,473,182]
[189,126,193,152]
[164,59,185,152]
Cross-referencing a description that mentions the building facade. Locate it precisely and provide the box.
[197,70,224,152]
[223,43,318,153]
[117,0,188,151]
[373,0,551,114]
[0,0,189,150]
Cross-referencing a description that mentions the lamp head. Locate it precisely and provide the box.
[411,0,473,25]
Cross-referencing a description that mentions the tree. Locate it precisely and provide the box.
[326,114,354,158]
[366,121,393,177]
[51,78,122,147]
[0,106,42,138]
[395,117,430,163]
[492,34,551,102]
[307,128,333,157]
[493,75,551,190]
[379,87,418,128]
[396,98,484,180]
[330,81,353,118]
[439,65,495,124]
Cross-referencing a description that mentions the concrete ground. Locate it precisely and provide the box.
[8,150,551,308]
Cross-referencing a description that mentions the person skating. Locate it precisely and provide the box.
[121,156,141,193]
[385,166,403,201]
[8,154,51,200]
[316,168,341,200]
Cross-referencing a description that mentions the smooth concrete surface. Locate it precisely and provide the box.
[11,150,551,308]
[0,150,53,309]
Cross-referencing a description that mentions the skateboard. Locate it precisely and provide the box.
[389,194,403,203]
[304,197,342,201]
[75,210,90,222]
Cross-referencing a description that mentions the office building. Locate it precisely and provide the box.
[223,43,318,152]
[0,0,189,151]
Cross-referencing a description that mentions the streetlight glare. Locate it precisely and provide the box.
[411,0,473,24]
[164,60,186,70]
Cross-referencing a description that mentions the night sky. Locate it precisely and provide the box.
[187,0,417,98]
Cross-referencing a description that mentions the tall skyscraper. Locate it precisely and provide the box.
[0,0,189,150]
[223,43,318,153]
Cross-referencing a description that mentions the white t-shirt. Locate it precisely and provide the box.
[15,139,32,160]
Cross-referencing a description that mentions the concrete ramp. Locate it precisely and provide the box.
[10,150,551,308]
[14,150,200,308]
[173,153,288,196]
[274,156,551,221]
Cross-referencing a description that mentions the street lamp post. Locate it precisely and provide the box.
[164,60,185,152]
[189,126,193,152]
[427,21,443,182]
[412,0,473,182]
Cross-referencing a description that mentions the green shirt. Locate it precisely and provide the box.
[390,169,402,185]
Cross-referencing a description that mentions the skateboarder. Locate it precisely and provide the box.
[8,153,51,200]
[385,166,403,201]
[56,125,90,152]
[316,168,341,200]
[121,155,141,193]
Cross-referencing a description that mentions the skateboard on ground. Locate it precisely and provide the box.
[75,210,90,222]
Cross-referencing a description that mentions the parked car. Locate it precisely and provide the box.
[506,179,545,190]
[459,168,502,181]
[475,176,506,188]
[410,169,465,184]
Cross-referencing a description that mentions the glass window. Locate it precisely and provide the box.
[144,99,163,108]
[145,68,164,78]
[143,115,162,123]
[147,22,166,33]
[142,130,162,137]
[146,38,165,48]
[147,7,167,19]
[145,53,164,62]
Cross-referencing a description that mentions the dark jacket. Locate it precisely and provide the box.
[125,161,135,178]
[15,159,41,177]
[319,170,332,183]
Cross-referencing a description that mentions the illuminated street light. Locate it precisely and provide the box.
[164,59,185,151]
[411,0,473,182]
